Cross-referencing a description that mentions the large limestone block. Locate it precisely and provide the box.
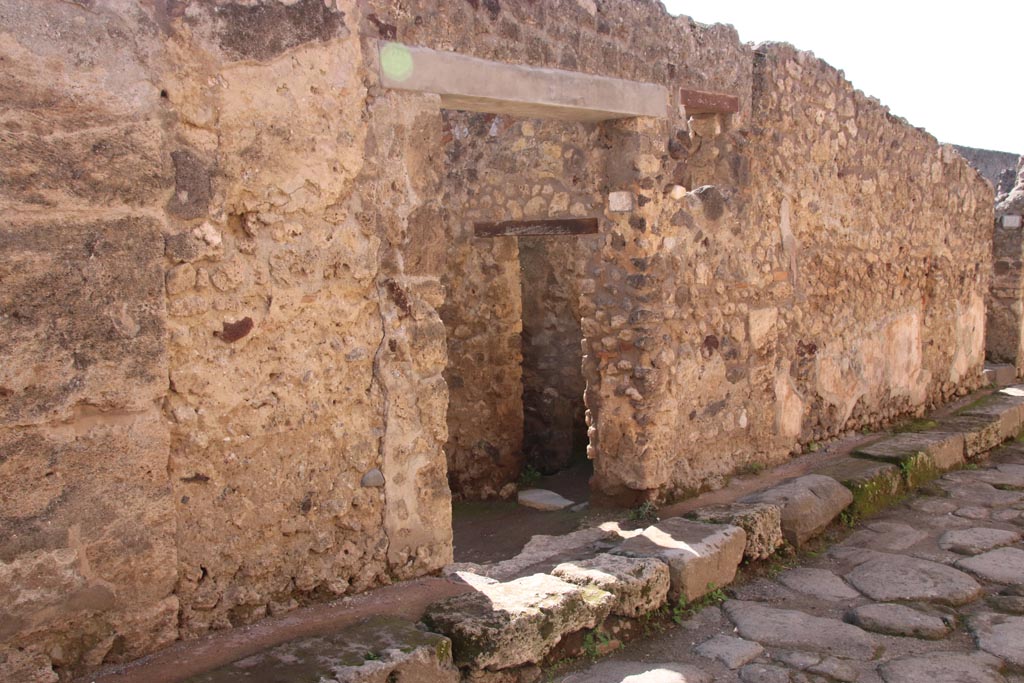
[552,554,670,617]
[855,430,965,473]
[959,390,1024,442]
[422,573,613,670]
[814,457,903,518]
[184,616,459,683]
[690,502,783,560]
[936,415,1005,459]
[613,518,746,602]
[739,475,852,547]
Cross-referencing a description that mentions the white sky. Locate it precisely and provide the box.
[662,0,1024,154]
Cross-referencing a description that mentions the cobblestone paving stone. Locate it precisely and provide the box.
[554,443,1024,682]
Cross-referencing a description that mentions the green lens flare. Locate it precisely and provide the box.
[380,42,414,82]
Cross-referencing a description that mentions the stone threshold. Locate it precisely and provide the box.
[83,383,1024,683]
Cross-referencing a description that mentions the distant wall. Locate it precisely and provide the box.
[954,145,1020,195]
[988,163,1024,370]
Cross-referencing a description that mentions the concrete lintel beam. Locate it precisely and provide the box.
[377,41,668,122]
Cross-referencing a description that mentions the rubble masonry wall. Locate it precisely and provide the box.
[0,0,994,680]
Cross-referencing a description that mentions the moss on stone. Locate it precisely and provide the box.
[845,473,906,522]
[899,452,941,489]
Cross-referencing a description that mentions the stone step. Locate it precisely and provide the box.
[937,413,1008,459]
[813,457,903,519]
[613,517,745,602]
[183,615,458,683]
[551,553,670,617]
[854,429,965,480]
[956,387,1024,443]
[983,363,1017,387]
[738,475,852,548]
[687,502,784,561]
[422,573,613,672]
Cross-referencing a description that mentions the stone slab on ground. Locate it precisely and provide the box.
[722,600,877,659]
[422,573,613,670]
[935,414,1006,459]
[518,488,575,511]
[955,462,1024,489]
[878,651,1006,683]
[739,474,852,548]
[845,603,952,639]
[854,430,965,472]
[937,476,1024,507]
[776,567,861,601]
[558,660,712,683]
[813,456,903,518]
[991,441,1024,465]
[694,634,763,669]
[738,663,791,683]
[689,502,783,561]
[969,613,1024,668]
[844,521,929,553]
[183,615,459,683]
[988,593,1024,615]
[843,552,983,606]
[938,527,1022,555]
[552,554,670,617]
[614,517,745,602]
[955,547,1024,584]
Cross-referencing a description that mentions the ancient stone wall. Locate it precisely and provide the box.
[0,1,998,680]
[989,161,1024,371]
[582,44,993,504]
[0,3,178,680]
[159,0,453,643]
[1,1,451,680]
[746,44,991,443]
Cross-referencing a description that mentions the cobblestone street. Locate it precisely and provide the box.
[556,442,1024,683]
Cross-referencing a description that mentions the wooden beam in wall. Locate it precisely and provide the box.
[377,42,669,122]
[473,217,599,238]
[679,87,739,115]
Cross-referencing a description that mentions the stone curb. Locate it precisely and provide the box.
[419,385,1024,681]
[189,384,1024,683]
